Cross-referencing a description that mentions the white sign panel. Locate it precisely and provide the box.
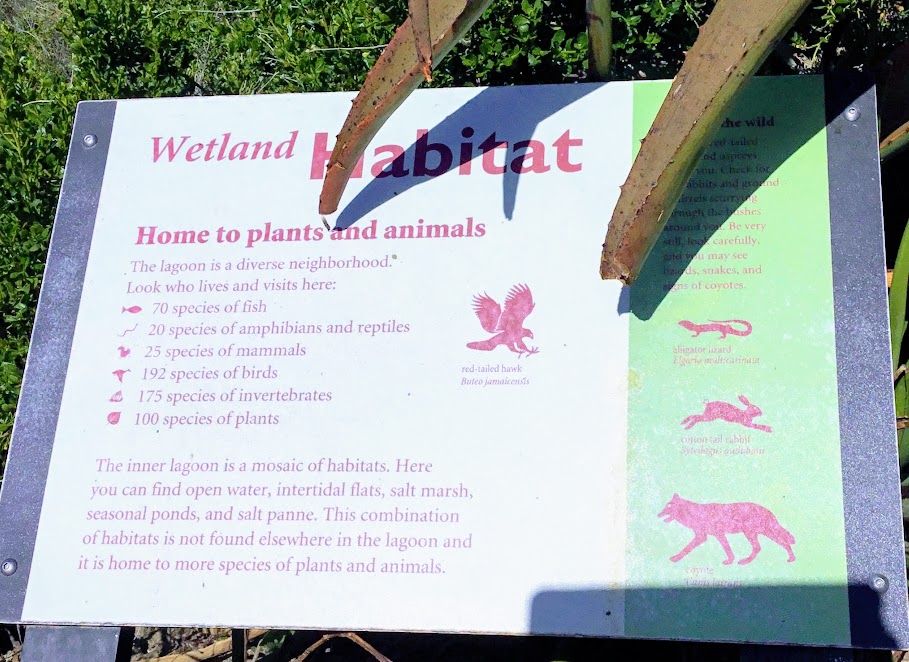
[1,78,906,648]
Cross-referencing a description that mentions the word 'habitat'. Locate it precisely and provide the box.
[310,128,584,181]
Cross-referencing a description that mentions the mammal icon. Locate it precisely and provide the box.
[678,319,752,339]
[117,346,131,358]
[467,284,539,357]
[681,395,771,432]
[659,494,795,565]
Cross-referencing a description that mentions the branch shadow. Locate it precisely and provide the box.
[334,82,600,230]
[255,583,900,661]
[332,75,873,326]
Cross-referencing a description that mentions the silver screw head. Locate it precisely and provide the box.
[1,559,17,576]
[845,107,861,122]
[871,573,889,593]
[82,134,98,149]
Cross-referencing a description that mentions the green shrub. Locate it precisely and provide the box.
[0,17,76,468]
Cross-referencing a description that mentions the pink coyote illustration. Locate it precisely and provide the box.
[659,494,795,565]
[681,395,771,432]
[467,284,539,357]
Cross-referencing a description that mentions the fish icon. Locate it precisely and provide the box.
[112,369,130,383]
[117,346,130,358]
[109,391,123,403]
[122,306,142,314]
[107,412,121,425]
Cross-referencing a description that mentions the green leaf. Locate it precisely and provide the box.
[890,219,909,371]
[881,118,909,162]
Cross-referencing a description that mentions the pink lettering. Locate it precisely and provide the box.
[217,132,232,160]
[136,226,157,245]
[510,139,550,174]
[251,141,274,159]
[414,129,452,177]
[372,144,408,178]
[185,143,205,161]
[458,127,475,175]
[151,136,190,163]
[479,132,507,175]
[203,138,218,161]
[310,132,362,179]
[229,141,250,160]
[553,130,582,172]
[273,130,298,158]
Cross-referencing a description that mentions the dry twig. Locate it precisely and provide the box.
[156,629,268,662]
[294,632,393,662]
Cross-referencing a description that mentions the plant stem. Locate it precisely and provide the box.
[586,0,611,81]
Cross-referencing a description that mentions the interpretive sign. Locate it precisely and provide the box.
[0,76,906,648]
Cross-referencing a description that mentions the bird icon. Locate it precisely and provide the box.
[467,284,539,357]
[112,369,130,383]
[117,346,130,358]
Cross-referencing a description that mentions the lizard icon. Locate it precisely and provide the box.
[678,319,752,339]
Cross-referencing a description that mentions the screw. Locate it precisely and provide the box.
[871,574,889,593]
[82,134,98,149]
[845,107,861,122]
[1,559,17,576]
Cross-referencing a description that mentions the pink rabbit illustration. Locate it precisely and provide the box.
[681,395,771,432]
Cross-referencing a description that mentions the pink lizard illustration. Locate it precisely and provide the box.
[678,319,752,339]
[467,284,539,357]
[681,395,771,432]
[659,494,795,565]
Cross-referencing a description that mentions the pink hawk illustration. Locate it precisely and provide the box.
[467,284,539,357]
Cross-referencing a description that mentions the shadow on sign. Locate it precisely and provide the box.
[530,583,904,650]
[334,76,874,325]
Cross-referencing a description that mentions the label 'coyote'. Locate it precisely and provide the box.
[659,494,795,565]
